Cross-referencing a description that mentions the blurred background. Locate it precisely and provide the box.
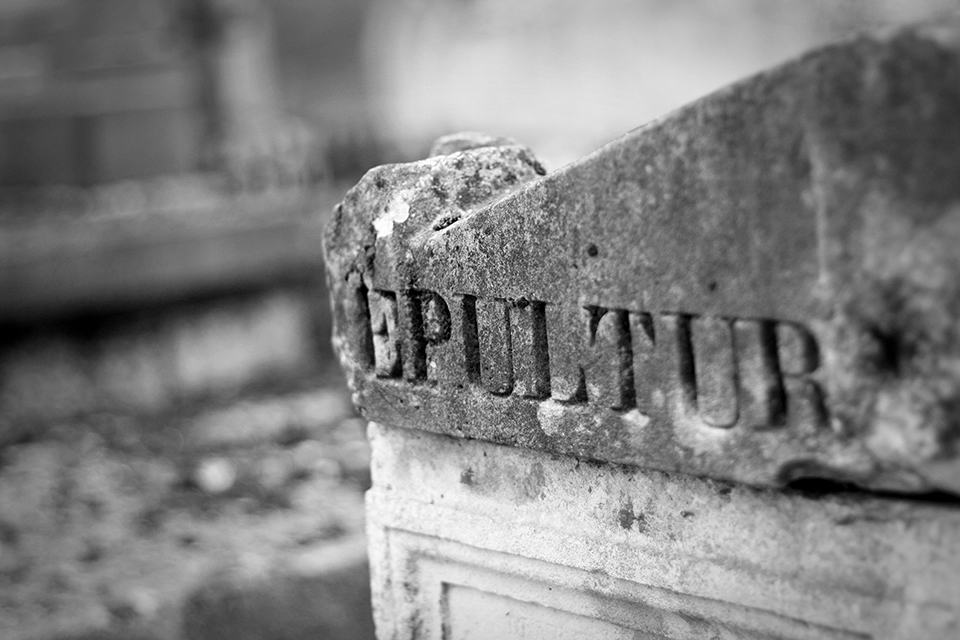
[0,1,956,639]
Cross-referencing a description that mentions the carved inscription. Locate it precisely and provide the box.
[358,288,826,430]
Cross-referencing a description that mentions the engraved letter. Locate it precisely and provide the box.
[421,290,451,346]
[691,316,738,427]
[419,290,457,384]
[546,303,634,409]
[733,319,785,429]
[477,297,513,395]
[585,307,635,410]
[397,290,426,381]
[510,300,550,399]
[628,311,656,413]
[344,273,373,370]
[368,289,401,378]
[658,314,697,415]
[461,295,481,384]
[776,321,826,428]
[546,303,586,403]
[393,289,460,384]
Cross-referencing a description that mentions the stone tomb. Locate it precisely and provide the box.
[325,23,960,639]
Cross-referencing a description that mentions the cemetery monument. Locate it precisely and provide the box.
[325,21,960,639]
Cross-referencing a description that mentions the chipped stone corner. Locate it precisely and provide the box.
[322,131,547,388]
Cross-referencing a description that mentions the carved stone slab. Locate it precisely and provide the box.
[367,422,960,640]
[324,24,960,495]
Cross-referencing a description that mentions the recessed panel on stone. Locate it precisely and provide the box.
[379,528,869,640]
[445,587,635,640]
[366,422,960,640]
[324,23,960,495]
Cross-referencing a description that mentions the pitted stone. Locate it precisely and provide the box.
[325,22,960,495]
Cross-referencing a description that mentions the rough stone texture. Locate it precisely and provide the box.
[325,22,960,495]
[367,421,960,639]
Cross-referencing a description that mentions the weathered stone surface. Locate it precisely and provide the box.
[367,422,960,639]
[325,23,960,494]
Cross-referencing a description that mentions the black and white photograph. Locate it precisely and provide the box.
[0,2,959,639]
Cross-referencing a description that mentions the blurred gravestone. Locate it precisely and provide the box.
[0,0,330,341]
[0,5,362,640]
[0,0,310,187]
[0,0,200,185]
[327,22,960,639]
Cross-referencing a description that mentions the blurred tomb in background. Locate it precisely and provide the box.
[0,0,319,188]
[0,3,376,639]
[0,0,201,187]
[0,0,335,416]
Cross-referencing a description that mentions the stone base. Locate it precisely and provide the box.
[367,422,960,640]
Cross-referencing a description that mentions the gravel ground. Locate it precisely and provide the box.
[0,373,373,640]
